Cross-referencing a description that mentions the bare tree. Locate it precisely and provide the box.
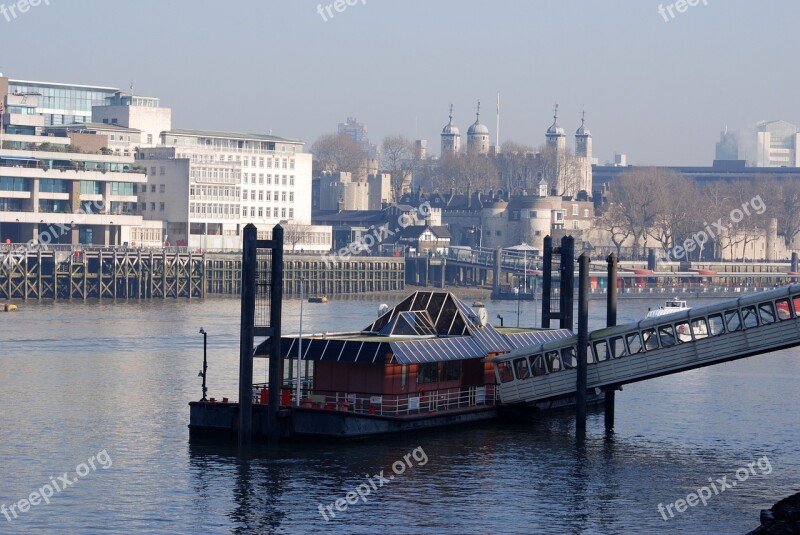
[283,221,313,252]
[608,168,667,258]
[529,144,584,197]
[597,202,631,257]
[432,151,499,196]
[311,133,368,177]
[648,171,700,258]
[495,140,536,192]
[381,135,413,204]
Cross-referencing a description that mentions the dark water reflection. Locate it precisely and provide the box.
[0,294,798,534]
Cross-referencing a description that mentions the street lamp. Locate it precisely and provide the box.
[198,327,208,401]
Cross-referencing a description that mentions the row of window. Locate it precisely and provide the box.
[242,206,294,219]
[242,190,294,202]
[189,186,237,198]
[188,203,238,217]
[243,174,294,186]
[141,184,167,194]
[141,202,166,212]
[188,153,295,169]
[497,295,800,383]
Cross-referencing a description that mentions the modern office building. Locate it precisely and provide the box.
[6,78,119,127]
[0,106,146,246]
[136,129,330,251]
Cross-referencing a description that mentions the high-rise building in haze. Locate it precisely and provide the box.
[716,120,800,167]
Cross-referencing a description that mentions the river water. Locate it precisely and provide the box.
[0,293,797,534]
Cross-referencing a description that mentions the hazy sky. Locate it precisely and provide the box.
[1,0,798,165]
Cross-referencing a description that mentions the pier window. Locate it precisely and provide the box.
[674,321,691,342]
[532,355,546,376]
[691,318,709,339]
[776,298,792,320]
[642,328,659,350]
[658,325,677,347]
[741,306,759,329]
[626,332,644,354]
[513,358,530,380]
[758,302,776,324]
[593,341,609,362]
[441,361,460,382]
[708,314,726,335]
[418,362,439,384]
[609,336,626,358]
[561,347,577,368]
[545,351,562,372]
[497,361,514,383]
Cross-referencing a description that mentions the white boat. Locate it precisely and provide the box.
[646,298,689,318]
[646,298,706,341]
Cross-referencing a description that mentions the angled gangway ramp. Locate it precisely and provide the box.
[493,284,800,406]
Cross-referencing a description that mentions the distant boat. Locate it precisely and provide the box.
[308,296,327,303]
[645,298,688,319]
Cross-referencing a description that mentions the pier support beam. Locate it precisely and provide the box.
[576,253,589,437]
[605,252,618,431]
[267,225,285,441]
[238,225,257,445]
[492,248,502,298]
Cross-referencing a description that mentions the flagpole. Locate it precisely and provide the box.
[495,92,500,153]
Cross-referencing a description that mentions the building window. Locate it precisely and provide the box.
[289,192,294,203]
[258,208,263,217]
[151,185,156,193]
[418,362,438,384]
[282,175,287,185]
[250,207,255,217]
[265,191,271,201]
[258,191,264,201]
[150,202,156,211]
[267,174,272,185]
[160,202,165,211]
[141,184,147,193]
[267,158,272,168]
[259,157,264,168]
[495,230,501,236]
[160,166,166,176]
[141,203,146,211]
[281,192,286,202]
[583,209,590,218]
[150,167,156,175]
[572,204,579,216]
[250,191,255,201]
[289,159,295,170]
[259,174,264,184]
[147,134,153,144]
[281,208,286,218]
[159,184,165,193]
[289,176,295,186]
[288,208,294,218]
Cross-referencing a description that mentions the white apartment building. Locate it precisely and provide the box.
[137,129,330,251]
